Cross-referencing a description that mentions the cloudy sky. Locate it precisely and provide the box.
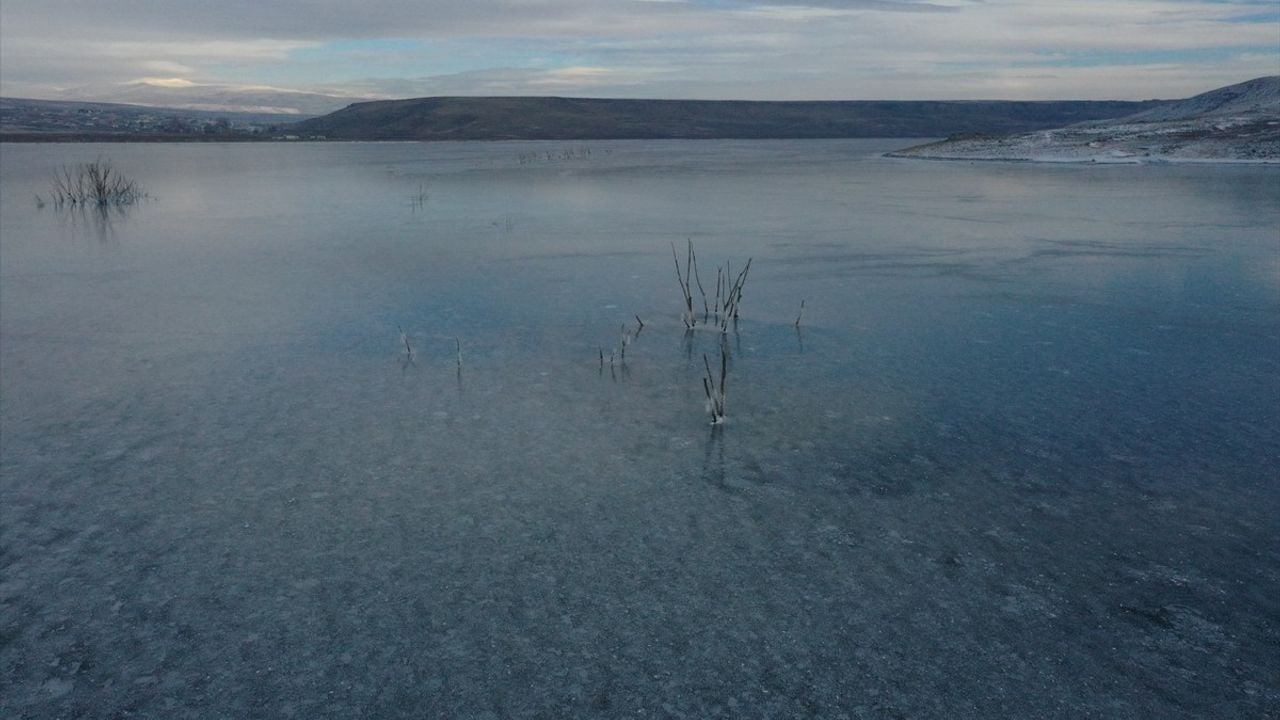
[1,0,1277,105]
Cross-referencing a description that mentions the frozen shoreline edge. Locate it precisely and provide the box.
[884,150,1280,165]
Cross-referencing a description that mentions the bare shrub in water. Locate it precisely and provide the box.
[50,160,145,208]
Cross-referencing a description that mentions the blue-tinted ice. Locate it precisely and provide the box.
[2,140,1278,718]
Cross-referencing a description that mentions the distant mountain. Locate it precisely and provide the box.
[291,96,1163,141]
[890,76,1280,163]
[46,81,363,117]
[0,97,307,139]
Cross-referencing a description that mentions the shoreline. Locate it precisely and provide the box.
[885,151,1280,165]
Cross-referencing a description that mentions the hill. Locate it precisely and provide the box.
[889,76,1280,163]
[1119,75,1280,123]
[290,96,1162,141]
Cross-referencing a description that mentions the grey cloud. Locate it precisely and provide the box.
[335,69,558,98]
[2,1,701,41]
[2,0,956,48]
[732,0,962,11]
[331,67,777,100]
[3,0,1273,103]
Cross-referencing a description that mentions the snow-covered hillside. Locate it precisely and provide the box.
[891,76,1280,164]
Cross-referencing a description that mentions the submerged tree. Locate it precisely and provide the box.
[48,160,145,208]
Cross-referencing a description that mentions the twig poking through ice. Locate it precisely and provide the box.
[455,338,462,370]
[702,349,728,424]
[671,241,696,328]
[795,299,805,327]
[398,325,413,357]
[714,267,723,315]
[620,324,633,361]
[691,244,709,318]
[718,258,753,333]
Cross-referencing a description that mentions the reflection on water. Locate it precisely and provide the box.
[47,200,134,245]
[1,141,1278,718]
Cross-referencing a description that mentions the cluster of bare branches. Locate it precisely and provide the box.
[671,240,752,332]
[599,317,644,376]
[606,241,800,425]
[714,257,752,333]
[44,160,145,208]
[668,240,762,423]
[515,146,601,165]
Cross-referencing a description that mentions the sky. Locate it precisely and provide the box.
[1,0,1277,106]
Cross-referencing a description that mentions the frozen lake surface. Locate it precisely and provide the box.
[2,140,1278,718]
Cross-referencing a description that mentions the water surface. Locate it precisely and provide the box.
[2,140,1278,718]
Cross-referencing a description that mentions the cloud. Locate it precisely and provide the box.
[139,61,198,77]
[1,0,1276,101]
[739,0,966,15]
[0,1,704,42]
[135,77,198,88]
[327,66,672,99]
